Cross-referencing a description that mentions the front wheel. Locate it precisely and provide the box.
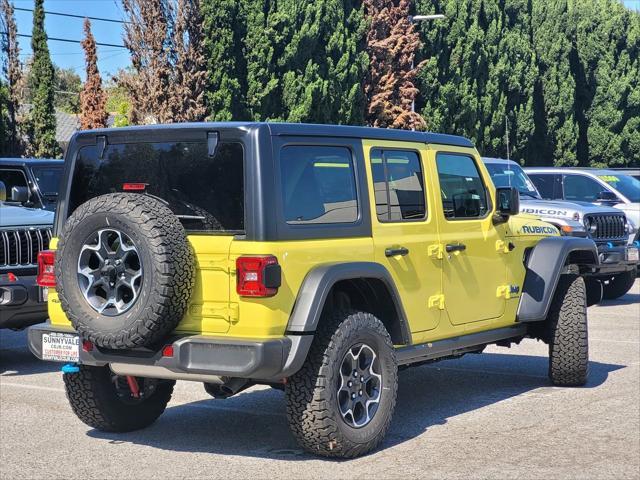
[285,311,398,458]
[63,365,175,432]
[547,275,589,386]
[601,271,636,300]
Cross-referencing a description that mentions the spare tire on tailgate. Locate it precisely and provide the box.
[56,193,195,349]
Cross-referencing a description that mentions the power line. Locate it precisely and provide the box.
[14,7,128,25]
[6,32,127,49]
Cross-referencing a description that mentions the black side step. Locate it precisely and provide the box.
[396,325,528,366]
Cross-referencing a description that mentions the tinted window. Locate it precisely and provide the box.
[527,173,562,200]
[0,169,28,193]
[371,149,426,221]
[485,162,540,199]
[436,154,489,219]
[31,166,63,195]
[70,142,244,232]
[280,146,358,224]
[598,174,640,202]
[563,174,605,202]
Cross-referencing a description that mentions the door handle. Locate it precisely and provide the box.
[385,246,409,257]
[445,243,466,253]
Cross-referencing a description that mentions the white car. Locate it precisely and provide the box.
[524,167,640,244]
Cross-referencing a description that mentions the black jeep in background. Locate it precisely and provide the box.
[0,158,64,212]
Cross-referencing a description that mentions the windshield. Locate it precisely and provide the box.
[598,174,640,202]
[485,162,540,199]
[31,166,63,196]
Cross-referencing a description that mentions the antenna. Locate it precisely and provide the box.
[505,115,510,161]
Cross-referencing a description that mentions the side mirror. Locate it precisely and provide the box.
[496,187,520,216]
[0,181,6,202]
[597,190,618,203]
[10,186,30,203]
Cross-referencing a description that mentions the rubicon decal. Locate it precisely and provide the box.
[521,207,568,217]
[521,225,557,235]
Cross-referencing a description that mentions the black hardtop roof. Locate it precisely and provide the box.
[70,122,474,148]
[0,157,64,167]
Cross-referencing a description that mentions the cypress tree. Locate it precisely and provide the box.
[242,0,366,123]
[27,0,60,158]
[201,0,248,120]
[1,0,24,156]
[80,18,108,130]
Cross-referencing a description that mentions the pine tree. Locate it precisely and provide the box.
[364,0,425,130]
[26,0,60,158]
[80,18,108,130]
[1,0,23,155]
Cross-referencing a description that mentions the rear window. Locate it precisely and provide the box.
[69,141,244,232]
[280,145,358,225]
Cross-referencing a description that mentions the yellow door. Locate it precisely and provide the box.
[363,140,442,336]
[429,148,507,325]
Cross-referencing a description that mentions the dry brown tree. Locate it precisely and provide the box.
[364,0,426,130]
[80,18,108,129]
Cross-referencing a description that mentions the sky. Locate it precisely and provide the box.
[8,0,640,82]
[12,0,129,81]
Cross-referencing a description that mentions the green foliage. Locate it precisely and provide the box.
[26,0,60,158]
[201,0,367,124]
[54,67,82,114]
[0,81,9,155]
[417,0,640,167]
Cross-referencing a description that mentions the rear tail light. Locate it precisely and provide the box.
[122,183,147,192]
[37,250,56,287]
[236,255,281,297]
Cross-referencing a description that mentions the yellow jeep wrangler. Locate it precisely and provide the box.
[29,123,598,458]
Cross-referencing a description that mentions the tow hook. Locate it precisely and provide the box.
[61,363,79,374]
[126,376,141,398]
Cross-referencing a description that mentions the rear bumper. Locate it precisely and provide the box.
[0,273,47,329]
[28,323,313,382]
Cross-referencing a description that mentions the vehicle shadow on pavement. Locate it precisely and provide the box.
[0,328,60,376]
[596,292,640,307]
[86,352,624,461]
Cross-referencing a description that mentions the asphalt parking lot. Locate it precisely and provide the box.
[1,280,639,480]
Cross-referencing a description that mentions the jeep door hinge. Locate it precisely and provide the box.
[495,240,515,254]
[496,285,520,299]
[428,294,445,310]
[427,244,444,260]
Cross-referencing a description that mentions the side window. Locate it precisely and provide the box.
[280,145,358,225]
[563,174,604,202]
[0,169,29,193]
[436,153,489,219]
[370,148,426,222]
[527,173,561,199]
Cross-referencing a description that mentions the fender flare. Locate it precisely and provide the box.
[517,237,598,322]
[285,262,411,343]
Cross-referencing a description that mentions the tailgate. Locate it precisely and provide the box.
[174,235,235,334]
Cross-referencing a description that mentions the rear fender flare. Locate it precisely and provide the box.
[285,262,411,342]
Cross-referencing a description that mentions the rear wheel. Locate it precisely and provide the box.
[547,275,589,386]
[285,311,398,458]
[601,271,635,300]
[63,365,174,432]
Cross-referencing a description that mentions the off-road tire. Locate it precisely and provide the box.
[601,271,635,300]
[63,365,174,432]
[56,193,195,349]
[285,311,398,458]
[548,274,589,386]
